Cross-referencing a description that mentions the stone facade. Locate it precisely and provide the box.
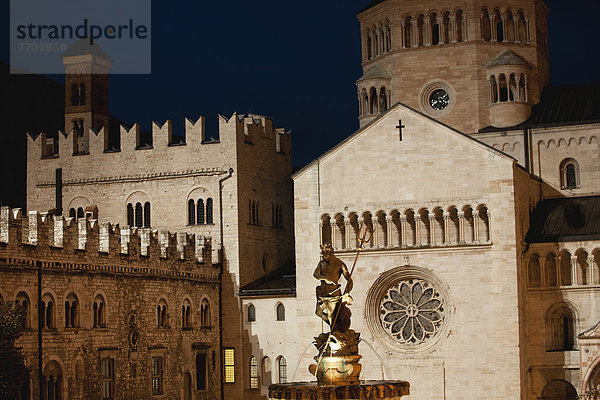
[0,207,221,399]
[26,45,295,400]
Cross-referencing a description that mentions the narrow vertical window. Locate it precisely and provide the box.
[206,198,213,224]
[127,204,134,226]
[135,203,142,228]
[77,207,84,221]
[69,208,76,219]
[101,357,115,400]
[247,304,256,322]
[188,199,196,225]
[249,356,258,389]
[276,303,285,322]
[224,348,235,383]
[151,356,163,395]
[144,202,151,228]
[197,199,205,224]
[278,357,287,383]
[196,353,207,390]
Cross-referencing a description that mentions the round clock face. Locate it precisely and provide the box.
[429,89,450,110]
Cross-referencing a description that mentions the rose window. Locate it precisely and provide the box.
[379,279,445,345]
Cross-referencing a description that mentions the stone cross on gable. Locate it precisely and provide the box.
[396,120,405,141]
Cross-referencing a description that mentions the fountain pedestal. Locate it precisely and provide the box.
[269,380,410,400]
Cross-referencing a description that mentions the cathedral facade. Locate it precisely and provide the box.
[290,0,599,399]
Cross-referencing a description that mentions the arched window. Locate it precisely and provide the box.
[65,293,78,328]
[135,202,142,228]
[69,208,76,220]
[157,299,168,328]
[518,74,527,102]
[456,9,464,42]
[366,32,372,59]
[15,292,30,329]
[321,215,332,245]
[144,202,151,227]
[416,14,424,47]
[182,299,191,329]
[380,87,388,112]
[201,299,210,327]
[369,87,378,114]
[498,74,508,102]
[517,11,527,43]
[493,9,503,42]
[481,8,491,41]
[508,74,517,101]
[77,207,84,221]
[547,303,576,351]
[505,10,515,42]
[206,198,213,224]
[540,379,578,400]
[527,254,541,288]
[249,356,258,389]
[560,251,572,286]
[42,360,63,400]
[197,199,205,224]
[277,356,287,383]
[276,303,285,321]
[247,304,256,322]
[79,83,86,105]
[41,294,54,329]
[93,294,106,328]
[544,253,558,287]
[430,13,439,45]
[560,159,579,189]
[476,205,490,242]
[188,199,196,225]
[71,84,80,106]
[403,16,412,48]
[127,203,134,226]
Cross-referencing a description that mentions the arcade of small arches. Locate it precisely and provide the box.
[249,355,288,389]
[358,86,390,117]
[188,197,214,225]
[526,248,600,289]
[126,201,151,228]
[398,9,467,50]
[480,7,530,44]
[320,204,490,251]
[489,72,528,104]
[157,297,212,329]
[364,20,391,60]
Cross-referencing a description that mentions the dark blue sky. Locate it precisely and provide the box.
[3,0,600,167]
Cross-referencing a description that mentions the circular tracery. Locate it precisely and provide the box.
[366,266,451,353]
[379,279,445,345]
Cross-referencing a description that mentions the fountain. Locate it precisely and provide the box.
[269,235,410,400]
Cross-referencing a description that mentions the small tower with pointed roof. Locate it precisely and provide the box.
[62,39,112,154]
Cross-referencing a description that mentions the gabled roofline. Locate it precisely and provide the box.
[292,102,516,180]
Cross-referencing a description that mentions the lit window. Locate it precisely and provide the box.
[249,356,258,389]
[224,348,235,383]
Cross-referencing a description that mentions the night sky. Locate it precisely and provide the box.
[1,0,600,203]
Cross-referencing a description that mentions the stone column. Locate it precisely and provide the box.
[525,17,531,43]
[411,20,418,47]
[429,216,436,245]
[400,22,406,48]
[588,256,597,285]
[330,221,337,249]
[443,212,450,244]
[513,16,519,43]
[345,221,352,249]
[458,211,465,243]
[414,216,421,246]
[424,19,431,46]
[449,15,456,43]
[462,13,468,41]
[473,210,480,243]
[386,215,393,248]
[501,15,507,42]
[399,216,407,247]
[571,256,578,285]
[437,16,445,44]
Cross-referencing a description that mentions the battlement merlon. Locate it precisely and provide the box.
[0,207,216,269]
[27,112,292,158]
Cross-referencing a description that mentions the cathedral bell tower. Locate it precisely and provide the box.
[356,0,550,133]
[62,39,112,155]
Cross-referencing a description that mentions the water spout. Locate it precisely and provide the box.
[292,341,316,382]
[359,339,386,380]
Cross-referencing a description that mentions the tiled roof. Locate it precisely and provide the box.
[486,49,530,68]
[238,265,296,297]
[526,196,600,243]
[356,64,391,83]
[62,39,112,60]
[479,83,600,132]
[358,0,386,14]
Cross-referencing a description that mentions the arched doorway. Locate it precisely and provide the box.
[540,379,578,400]
[183,372,192,400]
